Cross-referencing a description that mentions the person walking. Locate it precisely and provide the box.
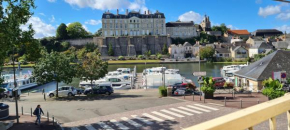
[33,105,44,125]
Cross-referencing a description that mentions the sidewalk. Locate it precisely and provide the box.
[2,114,59,130]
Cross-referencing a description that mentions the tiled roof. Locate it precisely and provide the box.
[227,30,250,35]
[215,48,230,53]
[272,41,290,49]
[250,42,273,49]
[234,50,290,81]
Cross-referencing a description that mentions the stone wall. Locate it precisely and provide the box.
[66,36,171,56]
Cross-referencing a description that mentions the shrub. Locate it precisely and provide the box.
[201,77,216,94]
[118,56,125,60]
[262,78,286,99]
[158,86,167,97]
[137,55,144,59]
[157,54,162,60]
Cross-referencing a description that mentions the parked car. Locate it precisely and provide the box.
[172,88,194,96]
[170,83,187,95]
[47,86,77,98]
[212,77,226,89]
[84,83,114,95]
[75,88,84,94]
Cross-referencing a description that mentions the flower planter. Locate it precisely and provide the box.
[204,92,214,99]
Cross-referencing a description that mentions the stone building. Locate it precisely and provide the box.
[200,15,211,31]
[166,21,198,38]
[102,9,166,37]
[168,42,194,59]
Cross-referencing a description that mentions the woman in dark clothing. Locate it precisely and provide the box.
[33,105,44,125]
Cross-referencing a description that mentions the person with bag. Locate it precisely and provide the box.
[33,105,44,125]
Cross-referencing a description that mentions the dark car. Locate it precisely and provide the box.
[75,88,84,94]
[84,84,114,95]
[170,83,187,94]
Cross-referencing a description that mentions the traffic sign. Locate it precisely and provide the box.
[193,72,206,76]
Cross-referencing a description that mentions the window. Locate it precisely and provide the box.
[158,15,161,18]
[104,24,107,28]
[130,20,132,23]
[110,20,112,23]
[134,20,135,23]
[106,15,110,18]
[115,20,118,23]
[104,20,106,23]
[116,24,118,28]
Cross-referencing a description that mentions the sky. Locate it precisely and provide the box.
[20,0,290,38]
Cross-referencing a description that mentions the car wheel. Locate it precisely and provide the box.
[4,94,8,98]
[49,93,54,98]
[68,93,73,97]
[106,92,111,95]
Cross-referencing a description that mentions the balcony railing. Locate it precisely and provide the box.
[185,93,290,130]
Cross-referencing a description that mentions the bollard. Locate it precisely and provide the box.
[224,97,226,106]
[44,93,46,101]
[21,106,23,115]
[47,111,49,122]
[199,93,201,101]
[31,107,32,117]
[28,91,29,96]
[240,99,242,108]
[203,94,205,103]
[53,116,55,126]
[193,94,194,101]
[183,94,185,99]
[258,99,260,104]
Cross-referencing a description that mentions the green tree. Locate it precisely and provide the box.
[56,23,69,40]
[262,78,286,99]
[212,23,229,35]
[199,46,215,61]
[144,50,151,59]
[66,22,89,39]
[94,28,102,37]
[61,41,70,51]
[77,50,108,90]
[33,51,75,97]
[162,43,168,55]
[108,43,114,56]
[85,42,97,53]
[24,40,42,62]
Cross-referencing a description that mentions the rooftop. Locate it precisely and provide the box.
[227,30,250,35]
[166,21,194,27]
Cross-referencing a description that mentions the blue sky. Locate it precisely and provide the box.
[23,0,290,38]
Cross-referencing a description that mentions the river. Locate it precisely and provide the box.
[2,63,242,92]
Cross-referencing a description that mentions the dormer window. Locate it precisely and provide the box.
[106,15,110,18]
[158,15,161,18]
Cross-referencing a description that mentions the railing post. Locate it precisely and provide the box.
[287,110,290,130]
[31,107,32,117]
[258,99,260,104]
[21,106,23,115]
[184,93,185,99]
[269,117,277,130]
[203,94,205,103]
[53,116,55,126]
[240,99,242,108]
[44,93,46,101]
[193,94,194,101]
[199,92,201,101]
[224,97,226,106]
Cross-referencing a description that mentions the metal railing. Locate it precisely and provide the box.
[184,93,290,130]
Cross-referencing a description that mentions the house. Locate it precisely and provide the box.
[246,37,265,47]
[215,48,231,58]
[168,42,195,59]
[231,46,248,60]
[224,30,250,43]
[251,29,283,37]
[183,42,194,57]
[249,42,274,57]
[272,41,290,49]
[234,50,290,92]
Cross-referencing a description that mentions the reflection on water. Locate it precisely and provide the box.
[2,63,240,92]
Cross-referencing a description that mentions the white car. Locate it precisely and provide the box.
[47,86,77,98]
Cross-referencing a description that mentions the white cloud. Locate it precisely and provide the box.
[276,12,290,20]
[64,0,148,11]
[82,25,89,32]
[276,25,290,33]
[178,11,203,23]
[85,19,102,25]
[48,0,56,2]
[39,13,46,16]
[50,15,55,22]
[258,5,281,17]
[227,25,239,30]
[21,16,56,38]
[256,0,262,4]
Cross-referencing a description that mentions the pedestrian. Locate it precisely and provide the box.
[33,105,44,125]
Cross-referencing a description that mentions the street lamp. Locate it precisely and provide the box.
[12,46,19,123]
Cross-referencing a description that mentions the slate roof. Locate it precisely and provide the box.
[250,42,273,49]
[234,50,290,81]
[102,10,165,19]
[183,42,192,46]
[166,21,194,27]
[227,30,250,35]
[272,41,290,49]
[215,48,230,53]
[251,29,283,37]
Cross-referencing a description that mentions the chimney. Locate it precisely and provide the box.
[148,10,150,14]
[117,9,119,15]
[156,10,159,13]
[145,11,146,14]
[126,9,128,15]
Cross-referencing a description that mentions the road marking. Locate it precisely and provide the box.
[169,108,193,116]
[71,127,80,130]
[142,113,164,122]
[152,111,175,120]
[194,104,219,111]
[160,109,184,118]
[131,115,153,125]
[84,124,96,130]
[97,122,113,130]
[178,107,202,114]
[110,119,129,130]
[121,117,142,127]
[186,105,211,112]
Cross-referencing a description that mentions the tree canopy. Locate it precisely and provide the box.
[108,43,114,56]
[33,51,75,97]
[162,43,169,55]
[66,22,89,39]
[56,23,69,40]
[212,23,229,35]
[199,46,215,61]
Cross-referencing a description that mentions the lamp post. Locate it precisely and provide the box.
[12,46,19,123]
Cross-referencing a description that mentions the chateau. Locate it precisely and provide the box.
[102,9,166,37]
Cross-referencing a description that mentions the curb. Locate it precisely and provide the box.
[22,113,62,130]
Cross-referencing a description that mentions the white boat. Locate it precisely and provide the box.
[221,64,248,83]
[1,73,37,91]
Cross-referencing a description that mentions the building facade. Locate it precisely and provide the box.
[102,9,166,37]
[200,15,211,31]
[166,21,198,38]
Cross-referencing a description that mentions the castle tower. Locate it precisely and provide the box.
[200,15,211,31]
